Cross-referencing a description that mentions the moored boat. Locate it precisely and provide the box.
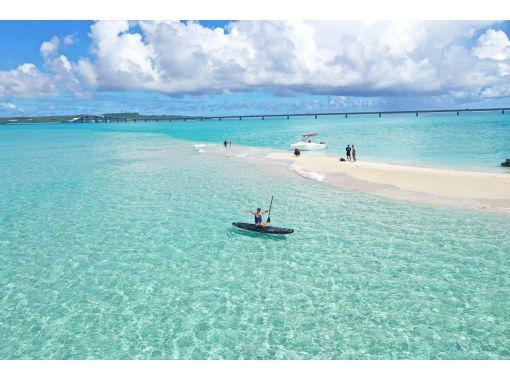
[290,132,327,150]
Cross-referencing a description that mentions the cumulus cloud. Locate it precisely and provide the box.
[0,63,58,98]
[1,102,16,109]
[40,36,60,57]
[82,20,509,99]
[45,54,84,95]
[472,29,510,61]
[0,36,89,99]
[479,84,510,98]
[74,59,98,87]
[328,96,347,107]
[1,21,510,103]
[88,21,160,91]
[63,34,75,45]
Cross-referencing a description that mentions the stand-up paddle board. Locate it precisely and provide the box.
[232,222,294,235]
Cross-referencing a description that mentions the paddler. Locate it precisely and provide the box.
[250,207,270,227]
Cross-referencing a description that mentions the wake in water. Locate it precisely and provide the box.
[193,144,207,153]
[289,162,326,182]
[193,143,327,184]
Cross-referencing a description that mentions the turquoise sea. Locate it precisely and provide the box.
[28,112,507,171]
[0,115,509,359]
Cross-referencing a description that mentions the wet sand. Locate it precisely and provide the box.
[194,144,510,215]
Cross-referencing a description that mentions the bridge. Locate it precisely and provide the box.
[71,107,509,123]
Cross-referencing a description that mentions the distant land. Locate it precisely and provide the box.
[2,107,509,125]
[0,113,192,124]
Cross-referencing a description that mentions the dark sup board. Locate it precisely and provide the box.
[232,222,294,235]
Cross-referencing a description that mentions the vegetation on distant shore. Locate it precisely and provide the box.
[0,112,192,124]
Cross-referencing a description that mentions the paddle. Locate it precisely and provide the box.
[266,196,274,223]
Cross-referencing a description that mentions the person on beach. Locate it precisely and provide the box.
[250,207,270,228]
[229,139,232,147]
[346,145,352,161]
[223,140,228,148]
[352,145,356,161]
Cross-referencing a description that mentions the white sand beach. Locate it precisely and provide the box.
[197,144,510,214]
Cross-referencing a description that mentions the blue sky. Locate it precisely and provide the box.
[0,21,91,69]
[1,20,510,116]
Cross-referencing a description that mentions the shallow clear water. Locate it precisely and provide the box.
[8,112,508,171]
[0,124,509,359]
[158,113,510,171]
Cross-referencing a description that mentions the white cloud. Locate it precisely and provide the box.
[472,29,510,61]
[45,54,84,95]
[1,102,16,109]
[0,36,87,99]
[63,34,75,45]
[74,59,98,87]
[0,63,58,98]
[479,84,510,98]
[328,96,347,107]
[88,20,160,91]
[40,36,60,57]
[83,20,507,98]
[1,21,510,103]
[40,36,88,96]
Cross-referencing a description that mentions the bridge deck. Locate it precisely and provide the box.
[72,107,508,123]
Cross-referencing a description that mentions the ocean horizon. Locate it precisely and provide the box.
[4,112,510,170]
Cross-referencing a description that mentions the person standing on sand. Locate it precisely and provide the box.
[352,145,356,161]
[346,145,352,161]
[229,139,232,147]
[223,140,228,148]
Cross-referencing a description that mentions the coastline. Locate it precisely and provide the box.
[194,143,510,215]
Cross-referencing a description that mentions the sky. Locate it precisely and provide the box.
[1,20,510,116]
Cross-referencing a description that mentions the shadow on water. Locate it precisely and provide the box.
[228,227,290,241]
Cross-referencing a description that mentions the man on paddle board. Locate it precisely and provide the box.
[250,207,270,227]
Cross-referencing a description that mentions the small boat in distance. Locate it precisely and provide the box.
[290,132,327,151]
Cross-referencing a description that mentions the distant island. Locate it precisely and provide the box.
[0,112,194,124]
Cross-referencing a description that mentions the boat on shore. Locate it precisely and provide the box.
[290,132,327,151]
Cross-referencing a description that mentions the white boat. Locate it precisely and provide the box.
[290,132,327,151]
